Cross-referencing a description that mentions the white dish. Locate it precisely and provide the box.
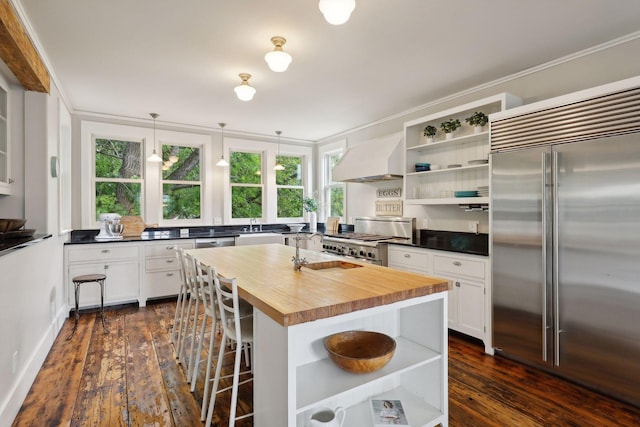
[287,223,305,232]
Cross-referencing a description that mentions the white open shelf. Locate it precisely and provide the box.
[407,130,489,152]
[405,196,489,205]
[406,163,488,176]
[296,336,441,411]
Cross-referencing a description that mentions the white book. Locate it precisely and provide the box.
[369,399,410,426]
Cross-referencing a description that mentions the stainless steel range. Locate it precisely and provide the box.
[322,217,415,265]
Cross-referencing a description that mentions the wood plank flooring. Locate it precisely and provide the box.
[12,300,640,426]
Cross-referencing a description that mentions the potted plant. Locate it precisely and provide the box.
[423,125,437,143]
[440,118,461,139]
[465,111,488,133]
[303,196,318,232]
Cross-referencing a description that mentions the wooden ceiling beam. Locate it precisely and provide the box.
[0,0,49,93]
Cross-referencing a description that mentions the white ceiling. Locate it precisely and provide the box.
[16,0,640,142]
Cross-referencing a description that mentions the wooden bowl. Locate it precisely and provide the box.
[324,331,396,373]
[0,218,26,233]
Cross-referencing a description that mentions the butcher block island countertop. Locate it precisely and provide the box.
[188,244,450,326]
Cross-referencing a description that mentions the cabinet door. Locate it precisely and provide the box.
[104,260,139,302]
[456,279,484,339]
[448,283,459,329]
[145,270,181,299]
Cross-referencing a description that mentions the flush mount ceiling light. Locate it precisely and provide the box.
[147,113,162,163]
[264,36,292,72]
[274,130,285,171]
[319,0,356,25]
[216,122,229,167]
[234,73,256,101]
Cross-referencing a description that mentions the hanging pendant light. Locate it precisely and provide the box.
[147,113,162,162]
[216,123,229,167]
[274,130,285,171]
[265,36,292,72]
[234,73,256,101]
[319,0,356,25]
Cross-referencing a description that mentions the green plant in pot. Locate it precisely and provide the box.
[465,111,488,133]
[423,125,437,143]
[303,196,318,232]
[440,118,461,139]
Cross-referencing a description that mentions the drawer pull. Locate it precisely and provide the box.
[166,259,175,263]
[166,245,175,250]
[453,261,462,266]
[404,254,411,258]
[101,249,110,254]
[166,272,174,277]
[455,281,461,287]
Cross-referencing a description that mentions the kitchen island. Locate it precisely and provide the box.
[188,244,450,427]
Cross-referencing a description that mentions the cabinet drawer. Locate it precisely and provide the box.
[68,245,139,263]
[388,246,430,270]
[146,256,179,271]
[145,270,182,299]
[433,255,485,280]
[144,241,193,257]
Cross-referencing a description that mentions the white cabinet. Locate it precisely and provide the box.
[65,243,141,309]
[432,253,487,342]
[0,79,10,195]
[143,240,194,302]
[403,93,521,206]
[388,245,491,352]
[254,292,448,427]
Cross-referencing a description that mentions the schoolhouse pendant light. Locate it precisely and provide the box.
[216,122,229,167]
[234,73,256,101]
[319,0,356,25]
[274,130,285,171]
[264,36,292,72]
[147,113,163,163]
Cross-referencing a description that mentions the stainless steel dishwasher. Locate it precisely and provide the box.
[194,237,235,248]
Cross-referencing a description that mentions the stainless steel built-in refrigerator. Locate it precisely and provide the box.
[491,95,640,406]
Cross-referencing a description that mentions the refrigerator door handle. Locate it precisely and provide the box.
[552,150,561,366]
[541,151,549,362]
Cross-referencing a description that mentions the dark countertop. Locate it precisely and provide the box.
[65,223,340,245]
[0,234,53,257]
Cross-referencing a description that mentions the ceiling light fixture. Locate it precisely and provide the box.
[319,0,356,25]
[274,130,285,171]
[265,36,292,72]
[234,73,256,101]
[216,122,229,167]
[147,113,162,162]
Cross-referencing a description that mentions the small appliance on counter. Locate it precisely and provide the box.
[96,213,123,240]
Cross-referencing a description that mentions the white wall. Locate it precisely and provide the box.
[323,34,640,233]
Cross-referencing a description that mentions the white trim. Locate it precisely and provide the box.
[317,139,347,223]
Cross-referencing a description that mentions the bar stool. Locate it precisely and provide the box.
[68,273,108,339]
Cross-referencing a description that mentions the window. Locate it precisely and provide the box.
[324,151,345,219]
[276,155,304,218]
[161,144,201,220]
[230,151,263,218]
[94,138,142,220]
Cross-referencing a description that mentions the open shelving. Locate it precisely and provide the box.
[403,93,521,206]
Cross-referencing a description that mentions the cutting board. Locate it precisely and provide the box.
[326,217,340,234]
[120,216,146,237]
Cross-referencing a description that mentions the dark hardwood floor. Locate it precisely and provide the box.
[12,300,640,426]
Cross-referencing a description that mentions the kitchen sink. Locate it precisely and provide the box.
[235,232,284,246]
[304,260,363,271]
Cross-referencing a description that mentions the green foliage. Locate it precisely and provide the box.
[275,155,303,186]
[231,186,262,218]
[95,182,141,219]
[163,184,201,220]
[330,187,344,217]
[303,196,318,212]
[230,151,261,184]
[440,119,461,134]
[423,125,437,137]
[277,188,303,217]
[465,111,488,127]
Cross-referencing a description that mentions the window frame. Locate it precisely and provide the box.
[229,149,265,221]
[275,154,305,222]
[318,139,347,223]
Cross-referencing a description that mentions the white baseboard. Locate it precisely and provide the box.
[0,305,68,426]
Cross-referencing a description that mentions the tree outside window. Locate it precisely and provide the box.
[162,144,201,220]
[276,155,304,218]
[95,138,142,219]
[230,151,263,218]
[325,152,344,219]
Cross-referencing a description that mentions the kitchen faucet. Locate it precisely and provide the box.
[292,232,323,271]
[249,218,262,232]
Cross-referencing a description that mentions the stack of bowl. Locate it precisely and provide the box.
[415,162,431,172]
[0,218,26,233]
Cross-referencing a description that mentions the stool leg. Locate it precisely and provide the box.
[99,279,108,333]
[67,281,80,340]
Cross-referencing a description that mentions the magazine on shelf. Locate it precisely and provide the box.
[369,399,410,426]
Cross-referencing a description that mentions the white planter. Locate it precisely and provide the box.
[426,137,435,144]
[474,125,484,134]
[308,211,317,232]
[445,132,453,140]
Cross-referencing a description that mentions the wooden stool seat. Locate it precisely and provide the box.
[68,273,108,339]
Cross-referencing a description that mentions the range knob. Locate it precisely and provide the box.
[368,252,374,258]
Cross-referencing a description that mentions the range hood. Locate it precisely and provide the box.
[332,133,403,183]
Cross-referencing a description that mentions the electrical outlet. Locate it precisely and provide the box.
[214,217,222,225]
[422,219,429,229]
[12,351,18,374]
[180,228,189,237]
